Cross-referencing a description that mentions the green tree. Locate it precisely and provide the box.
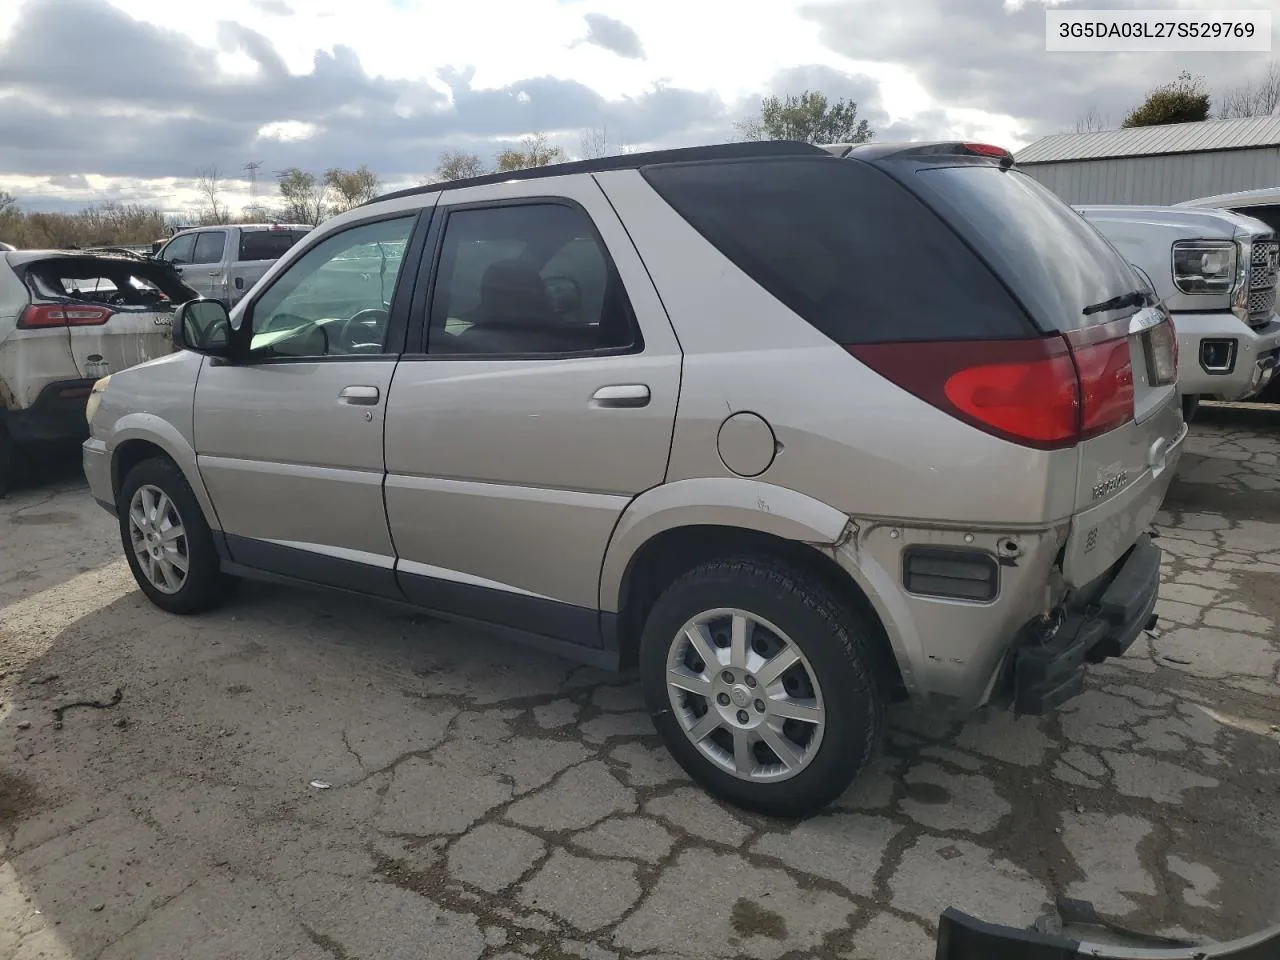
[736,90,873,144]
[494,133,567,173]
[324,165,381,213]
[277,167,329,225]
[1122,71,1211,127]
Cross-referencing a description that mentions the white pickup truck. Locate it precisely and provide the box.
[1077,204,1280,419]
[153,223,311,310]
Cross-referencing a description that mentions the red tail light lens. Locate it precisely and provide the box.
[849,338,1082,449]
[962,142,1012,159]
[1064,319,1135,440]
[18,304,113,329]
[849,325,1137,450]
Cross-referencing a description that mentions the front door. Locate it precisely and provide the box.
[192,212,425,597]
[383,180,682,646]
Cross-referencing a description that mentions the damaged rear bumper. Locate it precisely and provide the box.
[936,906,1280,959]
[1011,534,1161,715]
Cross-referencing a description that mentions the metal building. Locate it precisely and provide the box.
[1014,116,1280,205]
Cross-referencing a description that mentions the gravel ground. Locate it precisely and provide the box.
[1,403,1278,960]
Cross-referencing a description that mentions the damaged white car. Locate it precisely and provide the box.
[0,249,196,495]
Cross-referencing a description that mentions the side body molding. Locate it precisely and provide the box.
[597,477,851,614]
[109,413,222,531]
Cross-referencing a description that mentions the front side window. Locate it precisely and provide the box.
[159,233,196,265]
[427,204,639,356]
[246,216,415,359]
[191,231,227,265]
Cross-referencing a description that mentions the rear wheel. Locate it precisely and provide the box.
[639,557,886,818]
[117,457,235,614]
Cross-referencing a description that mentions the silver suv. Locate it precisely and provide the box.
[83,141,1186,816]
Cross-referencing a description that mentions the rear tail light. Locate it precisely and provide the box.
[17,304,113,329]
[848,322,1138,450]
[962,142,1012,159]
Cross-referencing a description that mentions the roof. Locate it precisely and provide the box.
[1014,115,1280,164]
[368,141,827,205]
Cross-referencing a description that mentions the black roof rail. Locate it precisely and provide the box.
[364,140,829,207]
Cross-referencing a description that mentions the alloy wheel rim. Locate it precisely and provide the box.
[127,484,189,595]
[665,608,826,782]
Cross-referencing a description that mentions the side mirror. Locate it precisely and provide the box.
[173,298,233,357]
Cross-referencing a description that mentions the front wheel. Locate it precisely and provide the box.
[117,457,236,614]
[639,558,887,818]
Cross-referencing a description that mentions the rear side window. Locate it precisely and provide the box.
[641,157,1033,344]
[911,167,1141,331]
[239,228,309,262]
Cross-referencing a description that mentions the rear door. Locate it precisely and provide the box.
[232,227,311,304]
[382,178,681,644]
[906,163,1184,584]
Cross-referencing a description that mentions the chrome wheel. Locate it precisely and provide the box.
[665,608,826,782]
[127,484,189,595]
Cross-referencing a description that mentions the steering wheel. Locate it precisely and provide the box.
[338,307,389,352]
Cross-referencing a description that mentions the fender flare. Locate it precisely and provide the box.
[598,477,852,613]
[109,414,221,530]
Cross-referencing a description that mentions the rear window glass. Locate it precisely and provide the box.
[238,229,310,262]
[640,157,1033,344]
[912,166,1141,331]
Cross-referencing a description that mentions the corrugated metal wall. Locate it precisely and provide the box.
[1020,147,1280,205]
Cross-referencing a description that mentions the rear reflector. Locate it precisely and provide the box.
[18,304,114,329]
[849,324,1137,450]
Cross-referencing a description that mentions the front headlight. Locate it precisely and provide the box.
[1172,240,1237,294]
[85,375,111,426]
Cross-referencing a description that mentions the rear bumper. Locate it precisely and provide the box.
[1,378,95,444]
[1011,534,1161,715]
[1172,311,1280,401]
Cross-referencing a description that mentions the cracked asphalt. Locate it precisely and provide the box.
[2,404,1279,960]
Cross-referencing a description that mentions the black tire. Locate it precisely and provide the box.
[117,456,235,614]
[639,557,887,818]
[0,420,11,499]
[1181,395,1199,423]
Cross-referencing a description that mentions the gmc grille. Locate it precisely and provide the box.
[1247,239,1278,327]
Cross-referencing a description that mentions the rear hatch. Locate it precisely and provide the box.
[891,152,1185,585]
[16,253,197,379]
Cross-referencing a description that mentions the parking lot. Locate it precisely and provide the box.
[0,404,1277,960]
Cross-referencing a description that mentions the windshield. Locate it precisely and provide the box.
[913,166,1141,331]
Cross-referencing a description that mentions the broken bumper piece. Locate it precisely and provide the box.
[935,904,1280,960]
[1013,534,1161,716]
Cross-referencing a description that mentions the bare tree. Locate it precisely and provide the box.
[276,168,330,225]
[1218,60,1280,118]
[428,149,490,183]
[1074,108,1110,133]
[579,126,611,159]
[495,133,567,173]
[196,165,229,225]
[324,165,381,213]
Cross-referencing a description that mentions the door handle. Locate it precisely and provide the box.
[338,385,380,405]
[208,270,222,277]
[590,384,650,408]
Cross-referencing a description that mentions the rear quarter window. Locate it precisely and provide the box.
[238,229,309,262]
[640,156,1034,344]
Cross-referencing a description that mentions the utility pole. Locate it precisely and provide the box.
[243,160,263,216]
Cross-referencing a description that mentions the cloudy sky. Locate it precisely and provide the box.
[0,0,1275,215]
